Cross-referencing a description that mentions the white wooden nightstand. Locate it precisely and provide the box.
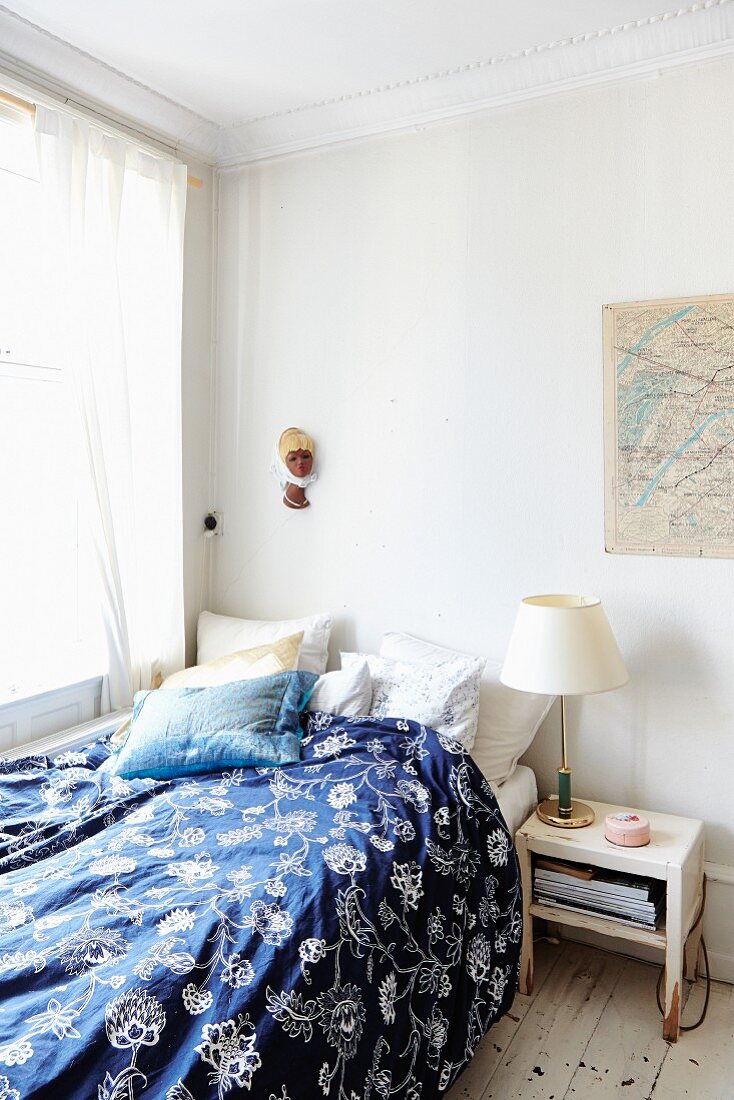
[515,799,705,1041]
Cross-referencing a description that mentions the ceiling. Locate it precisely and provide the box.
[1,1,733,164]
[0,1,679,126]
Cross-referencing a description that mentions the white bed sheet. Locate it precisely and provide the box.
[489,764,537,835]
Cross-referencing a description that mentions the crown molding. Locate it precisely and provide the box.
[1,1,734,168]
[217,0,734,166]
[0,4,220,163]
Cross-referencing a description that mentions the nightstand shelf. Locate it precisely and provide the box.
[528,899,667,950]
[515,799,704,1041]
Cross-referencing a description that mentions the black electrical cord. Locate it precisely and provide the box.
[655,874,710,1032]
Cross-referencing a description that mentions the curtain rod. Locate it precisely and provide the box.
[0,87,203,189]
[0,87,35,117]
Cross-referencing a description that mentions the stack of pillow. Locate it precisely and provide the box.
[107,613,332,780]
[108,611,552,787]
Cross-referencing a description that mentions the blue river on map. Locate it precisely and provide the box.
[616,305,694,378]
[635,409,734,506]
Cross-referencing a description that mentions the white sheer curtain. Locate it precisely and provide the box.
[35,105,187,710]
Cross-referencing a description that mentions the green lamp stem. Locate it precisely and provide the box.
[557,695,572,816]
[537,693,594,829]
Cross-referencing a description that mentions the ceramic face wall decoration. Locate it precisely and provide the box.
[271,427,317,509]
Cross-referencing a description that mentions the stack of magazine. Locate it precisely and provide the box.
[533,857,665,930]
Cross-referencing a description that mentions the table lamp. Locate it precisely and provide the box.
[500,595,628,828]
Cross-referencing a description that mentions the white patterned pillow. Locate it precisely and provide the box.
[340,651,484,750]
[380,631,553,784]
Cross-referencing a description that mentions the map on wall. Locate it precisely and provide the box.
[604,292,734,557]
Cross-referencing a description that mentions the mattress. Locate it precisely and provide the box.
[490,763,538,835]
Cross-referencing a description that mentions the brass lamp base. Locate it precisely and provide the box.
[537,797,595,829]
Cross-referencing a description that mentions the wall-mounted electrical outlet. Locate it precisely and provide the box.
[204,510,224,536]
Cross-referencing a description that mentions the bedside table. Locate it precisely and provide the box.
[515,799,704,1042]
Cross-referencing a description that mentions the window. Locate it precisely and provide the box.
[1,92,187,719]
[0,99,104,699]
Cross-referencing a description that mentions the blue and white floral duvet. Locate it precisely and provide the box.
[0,713,521,1100]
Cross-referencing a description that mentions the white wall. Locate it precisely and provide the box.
[211,58,734,927]
[182,162,214,664]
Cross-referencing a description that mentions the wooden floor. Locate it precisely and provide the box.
[446,939,733,1100]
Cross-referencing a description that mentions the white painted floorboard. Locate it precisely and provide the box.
[446,940,732,1100]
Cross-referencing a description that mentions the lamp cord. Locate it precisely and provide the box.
[655,874,710,1032]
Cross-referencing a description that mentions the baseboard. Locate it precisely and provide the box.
[552,860,734,986]
[699,862,734,984]
[705,949,734,985]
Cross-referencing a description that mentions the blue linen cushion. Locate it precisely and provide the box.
[108,671,318,780]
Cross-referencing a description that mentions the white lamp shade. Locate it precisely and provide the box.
[500,595,629,696]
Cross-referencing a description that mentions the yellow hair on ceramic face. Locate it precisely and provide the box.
[278,427,314,462]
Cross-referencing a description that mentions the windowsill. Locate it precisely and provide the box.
[0,670,105,711]
[1,706,130,762]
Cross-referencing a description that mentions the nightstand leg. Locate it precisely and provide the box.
[515,832,534,995]
[663,866,683,1042]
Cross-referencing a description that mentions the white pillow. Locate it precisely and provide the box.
[197,610,332,675]
[307,659,372,717]
[380,631,553,784]
[342,649,484,750]
[470,657,553,784]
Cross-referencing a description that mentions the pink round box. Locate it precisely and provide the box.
[604,811,650,847]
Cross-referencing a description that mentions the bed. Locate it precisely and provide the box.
[0,709,523,1099]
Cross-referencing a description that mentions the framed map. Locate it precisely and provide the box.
[604,292,734,557]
